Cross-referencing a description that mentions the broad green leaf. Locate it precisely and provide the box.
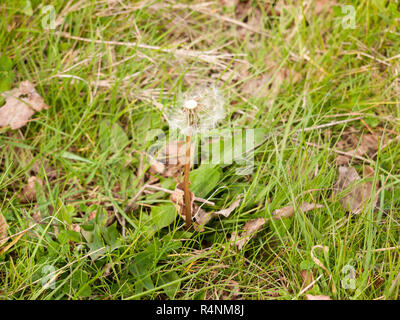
[58,201,75,225]
[58,230,81,243]
[149,204,176,231]
[103,222,119,246]
[160,271,180,299]
[190,164,222,198]
[99,120,129,154]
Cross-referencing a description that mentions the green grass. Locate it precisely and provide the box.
[1,0,400,300]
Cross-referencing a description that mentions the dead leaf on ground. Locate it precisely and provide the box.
[334,166,379,214]
[272,202,323,220]
[230,217,266,251]
[231,202,322,250]
[300,270,315,292]
[213,197,242,218]
[0,212,7,240]
[0,81,49,129]
[19,176,43,203]
[171,184,242,231]
[149,141,190,178]
[305,294,332,300]
[336,128,380,165]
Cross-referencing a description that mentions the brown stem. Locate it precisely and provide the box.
[184,135,192,229]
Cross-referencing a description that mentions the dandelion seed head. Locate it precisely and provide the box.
[166,85,226,136]
[183,99,198,110]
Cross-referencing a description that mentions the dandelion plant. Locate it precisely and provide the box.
[166,85,225,229]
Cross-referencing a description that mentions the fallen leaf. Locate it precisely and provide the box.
[230,217,266,250]
[149,141,189,178]
[213,197,242,218]
[305,294,332,300]
[171,185,242,231]
[20,176,43,203]
[70,224,81,233]
[170,182,195,219]
[336,129,380,165]
[0,212,7,240]
[31,208,42,223]
[300,270,314,292]
[272,202,323,220]
[334,166,379,214]
[0,81,49,129]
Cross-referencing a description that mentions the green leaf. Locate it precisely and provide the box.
[103,222,119,245]
[0,78,11,93]
[0,56,12,72]
[190,164,222,198]
[71,270,92,297]
[300,260,315,270]
[129,252,155,290]
[159,271,180,299]
[60,151,93,164]
[58,230,81,243]
[99,120,129,154]
[20,0,33,16]
[149,204,176,231]
[58,201,75,225]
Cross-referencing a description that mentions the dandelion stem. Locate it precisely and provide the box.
[184,135,192,229]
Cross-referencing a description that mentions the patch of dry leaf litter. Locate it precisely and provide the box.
[334,166,379,214]
[335,128,381,166]
[149,141,188,178]
[230,202,323,250]
[0,81,49,129]
[171,183,243,232]
[333,128,382,214]
[19,176,43,203]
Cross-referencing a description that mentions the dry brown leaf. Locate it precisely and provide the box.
[20,176,43,203]
[213,197,242,218]
[230,217,266,250]
[0,81,49,129]
[193,197,242,230]
[305,294,332,300]
[272,202,323,219]
[300,270,314,292]
[149,141,189,178]
[219,0,237,7]
[70,224,81,233]
[0,212,7,240]
[334,166,379,214]
[170,182,194,218]
[336,129,380,165]
[171,185,242,231]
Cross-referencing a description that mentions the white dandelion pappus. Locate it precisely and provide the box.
[166,85,226,136]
